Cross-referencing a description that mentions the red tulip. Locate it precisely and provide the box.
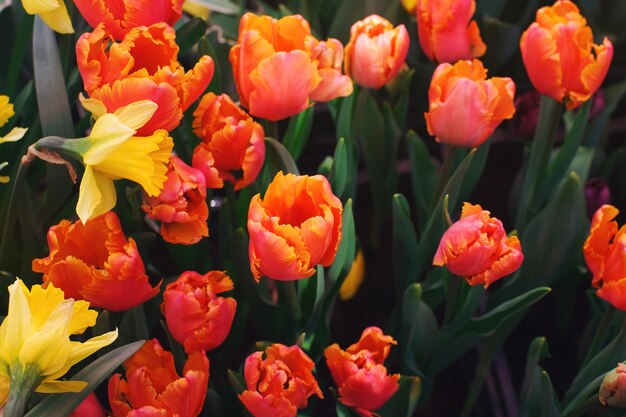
[32,211,160,311]
[162,270,237,353]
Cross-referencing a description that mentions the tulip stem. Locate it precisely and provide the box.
[280,281,302,328]
[443,273,462,325]
[515,96,562,230]
[431,146,462,212]
[582,305,615,366]
[224,182,239,229]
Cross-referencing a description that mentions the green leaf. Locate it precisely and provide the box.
[32,16,75,219]
[480,16,520,72]
[375,375,421,417]
[467,287,551,336]
[329,138,348,198]
[25,341,145,417]
[399,284,440,375]
[189,0,239,14]
[198,35,223,93]
[282,106,314,161]
[392,194,419,301]
[264,137,300,175]
[413,149,476,278]
[533,100,592,210]
[176,17,208,54]
[406,131,437,229]
[520,337,561,417]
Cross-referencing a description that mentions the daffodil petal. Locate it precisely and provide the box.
[0,281,35,371]
[0,127,28,144]
[114,100,158,132]
[76,166,117,224]
[83,114,134,165]
[21,0,60,14]
[79,94,107,119]
[39,3,74,34]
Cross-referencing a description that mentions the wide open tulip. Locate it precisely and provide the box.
[433,203,523,288]
[584,205,626,310]
[74,0,184,40]
[32,211,161,311]
[229,13,352,121]
[248,171,343,281]
[240,344,323,417]
[520,0,613,110]
[0,280,117,408]
[344,15,410,89]
[324,327,400,417]
[192,93,265,190]
[77,22,214,135]
[425,59,516,147]
[143,156,209,245]
[162,270,237,353]
[416,0,486,63]
[109,338,209,417]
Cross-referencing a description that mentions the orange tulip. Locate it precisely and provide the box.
[248,171,343,281]
[74,0,184,40]
[192,93,265,190]
[416,0,486,63]
[425,59,516,147]
[70,393,106,417]
[583,205,626,310]
[344,15,410,89]
[162,270,237,353]
[324,327,400,417]
[240,344,323,417]
[109,338,209,417]
[433,203,524,288]
[229,13,352,121]
[32,211,160,311]
[520,0,613,110]
[76,23,214,135]
[142,156,209,245]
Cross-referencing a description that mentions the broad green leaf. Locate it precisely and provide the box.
[468,287,551,336]
[520,338,561,417]
[392,194,419,301]
[406,131,437,229]
[25,341,145,417]
[264,137,300,175]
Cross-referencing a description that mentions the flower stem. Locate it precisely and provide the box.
[582,305,615,366]
[280,280,302,329]
[4,365,41,417]
[431,146,461,212]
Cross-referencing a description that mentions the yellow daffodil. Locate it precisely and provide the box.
[63,99,173,223]
[0,279,117,414]
[0,95,27,183]
[339,248,365,301]
[401,0,417,14]
[20,0,74,34]
[183,0,211,20]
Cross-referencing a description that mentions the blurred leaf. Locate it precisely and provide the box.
[458,139,490,205]
[391,68,415,130]
[25,341,145,417]
[264,137,300,175]
[584,80,626,147]
[480,16,520,72]
[392,194,419,301]
[328,0,387,43]
[406,131,437,229]
[282,106,314,161]
[468,287,550,336]
[190,0,239,14]
[519,338,561,417]
[440,285,484,339]
[176,17,208,54]
[6,13,33,98]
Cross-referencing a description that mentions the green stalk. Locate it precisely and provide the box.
[582,305,615,366]
[4,365,42,417]
[280,281,303,329]
[515,96,562,230]
[431,146,462,212]
[443,274,462,325]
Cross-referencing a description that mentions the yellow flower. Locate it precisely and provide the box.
[0,95,27,183]
[183,0,211,20]
[0,279,117,410]
[66,99,173,223]
[339,248,365,301]
[20,0,74,34]
[401,0,417,13]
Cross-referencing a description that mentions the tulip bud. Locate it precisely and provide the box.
[344,15,410,89]
[600,363,626,407]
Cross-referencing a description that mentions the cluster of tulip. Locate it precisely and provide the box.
[0,0,622,416]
